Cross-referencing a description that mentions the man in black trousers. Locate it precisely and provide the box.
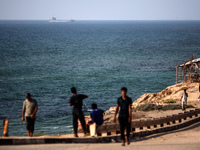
[69,87,88,137]
[114,87,132,146]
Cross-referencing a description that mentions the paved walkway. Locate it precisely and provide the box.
[1,143,200,150]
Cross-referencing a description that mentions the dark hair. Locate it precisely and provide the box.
[184,89,187,92]
[91,103,97,109]
[26,93,31,98]
[121,87,128,92]
[71,87,77,94]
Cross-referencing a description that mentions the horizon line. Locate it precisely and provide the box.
[0,19,200,21]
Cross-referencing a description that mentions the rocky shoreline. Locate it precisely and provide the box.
[102,82,200,124]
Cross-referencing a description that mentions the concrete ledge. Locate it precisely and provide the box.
[1,116,200,145]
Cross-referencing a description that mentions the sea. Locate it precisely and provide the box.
[0,20,200,136]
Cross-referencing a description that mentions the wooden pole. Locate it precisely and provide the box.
[3,119,9,137]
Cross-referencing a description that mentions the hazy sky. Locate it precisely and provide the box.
[0,0,200,20]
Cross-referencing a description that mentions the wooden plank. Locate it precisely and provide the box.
[3,119,9,137]
[96,125,106,133]
[106,123,119,132]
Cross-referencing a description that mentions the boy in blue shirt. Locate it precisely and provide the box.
[90,103,104,126]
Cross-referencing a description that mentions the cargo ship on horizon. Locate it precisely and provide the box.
[49,16,74,22]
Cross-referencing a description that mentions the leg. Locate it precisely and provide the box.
[78,111,86,134]
[199,85,200,92]
[181,101,184,110]
[125,122,131,145]
[29,131,33,137]
[27,130,31,136]
[119,117,125,146]
[185,102,187,110]
[29,118,35,137]
[182,102,186,110]
[73,113,78,136]
[26,117,32,137]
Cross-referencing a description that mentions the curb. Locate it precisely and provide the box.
[0,117,200,145]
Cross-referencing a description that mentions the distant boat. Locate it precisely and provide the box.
[49,16,74,22]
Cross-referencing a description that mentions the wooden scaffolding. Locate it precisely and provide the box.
[176,57,200,84]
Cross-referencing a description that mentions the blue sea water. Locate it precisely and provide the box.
[0,20,200,136]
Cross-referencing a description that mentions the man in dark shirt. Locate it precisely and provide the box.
[114,87,132,146]
[90,103,104,126]
[69,87,88,137]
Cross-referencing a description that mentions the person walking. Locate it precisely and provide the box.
[69,87,88,137]
[114,87,132,146]
[180,89,188,111]
[22,93,38,137]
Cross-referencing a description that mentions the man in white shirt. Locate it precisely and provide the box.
[180,89,188,111]
[22,93,38,137]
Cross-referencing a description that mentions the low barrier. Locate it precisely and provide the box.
[96,109,200,136]
[1,109,200,145]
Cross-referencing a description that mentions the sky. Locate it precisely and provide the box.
[0,0,200,20]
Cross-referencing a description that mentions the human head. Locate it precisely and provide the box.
[91,103,97,109]
[121,87,128,96]
[184,89,186,92]
[26,93,31,100]
[71,87,77,94]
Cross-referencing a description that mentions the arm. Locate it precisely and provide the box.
[22,109,25,121]
[113,104,119,123]
[128,104,132,123]
[83,95,88,99]
[31,107,38,118]
[69,97,73,106]
[101,109,104,115]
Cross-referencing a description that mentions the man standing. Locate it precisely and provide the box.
[22,93,38,137]
[180,89,188,111]
[69,87,88,137]
[114,87,132,146]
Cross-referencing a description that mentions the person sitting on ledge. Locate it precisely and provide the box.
[89,103,104,126]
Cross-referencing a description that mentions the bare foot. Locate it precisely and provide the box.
[121,140,125,146]
[125,136,130,145]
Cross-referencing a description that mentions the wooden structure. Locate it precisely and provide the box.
[90,109,200,136]
[176,56,200,84]
[3,119,9,137]
[1,111,200,145]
